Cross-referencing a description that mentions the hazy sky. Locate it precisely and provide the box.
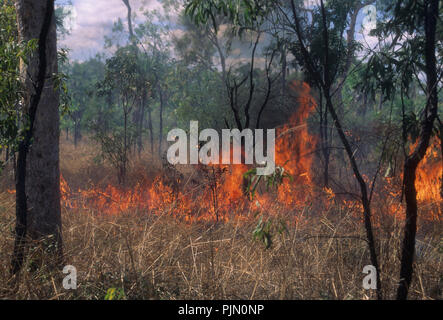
[57,0,164,61]
[57,0,378,62]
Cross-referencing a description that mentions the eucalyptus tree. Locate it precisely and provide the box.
[105,5,176,156]
[269,0,384,299]
[12,0,62,274]
[185,0,279,132]
[293,0,375,188]
[185,0,386,298]
[96,46,141,185]
[134,9,176,155]
[61,55,107,144]
[366,0,441,300]
[66,62,89,146]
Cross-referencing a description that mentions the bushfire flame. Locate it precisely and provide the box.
[57,82,441,223]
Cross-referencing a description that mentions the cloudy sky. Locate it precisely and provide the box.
[57,0,165,61]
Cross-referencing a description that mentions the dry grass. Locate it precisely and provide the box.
[59,137,162,190]
[0,139,441,300]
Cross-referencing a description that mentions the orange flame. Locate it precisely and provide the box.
[57,81,441,224]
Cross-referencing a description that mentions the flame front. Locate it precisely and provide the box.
[60,82,442,223]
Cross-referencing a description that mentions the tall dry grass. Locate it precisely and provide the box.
[0,139,441,300]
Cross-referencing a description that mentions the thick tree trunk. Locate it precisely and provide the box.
[12,0,62,274]
[397,0,439,300]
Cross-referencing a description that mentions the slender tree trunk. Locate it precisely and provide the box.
[147,105,154,155]
[322,2,381,296]
[158,88,164,156]
[280,43,287,100]
[73,120,81,147]
[397,0,439,300]
[290,0,382,298]
[5,146,9,163]
[122,110,128,185]
[322,107,330,188]
[122,0,134,41]
[318,89,330,188]
[325,94,382,299]
[137,89,147,155]
[12,0,62,274]
[440,121,443,199]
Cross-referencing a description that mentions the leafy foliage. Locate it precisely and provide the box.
[104,287,126,300]
[185,0,268,31]
[0,0,37,172]
[243,165,292,200]
[252,215,288,249]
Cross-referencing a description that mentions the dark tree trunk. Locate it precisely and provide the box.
[325,94,382,299]
[397,0,439,300]
[121,110,128,185]
[440,121,443,199]
[5,146,9,163]
[137,89,147,155]
[280,43,287,99]
[73,121,81,147]
[158,87,164,156]
[12,0,62,274]
[290,0,382,298]
[147,105,154,155]
[318,89,330,188]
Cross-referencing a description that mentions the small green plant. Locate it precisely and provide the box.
[104,287,126,300]
[252,215,288,249]
[244,164,292,200]
[253,216,272,249]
